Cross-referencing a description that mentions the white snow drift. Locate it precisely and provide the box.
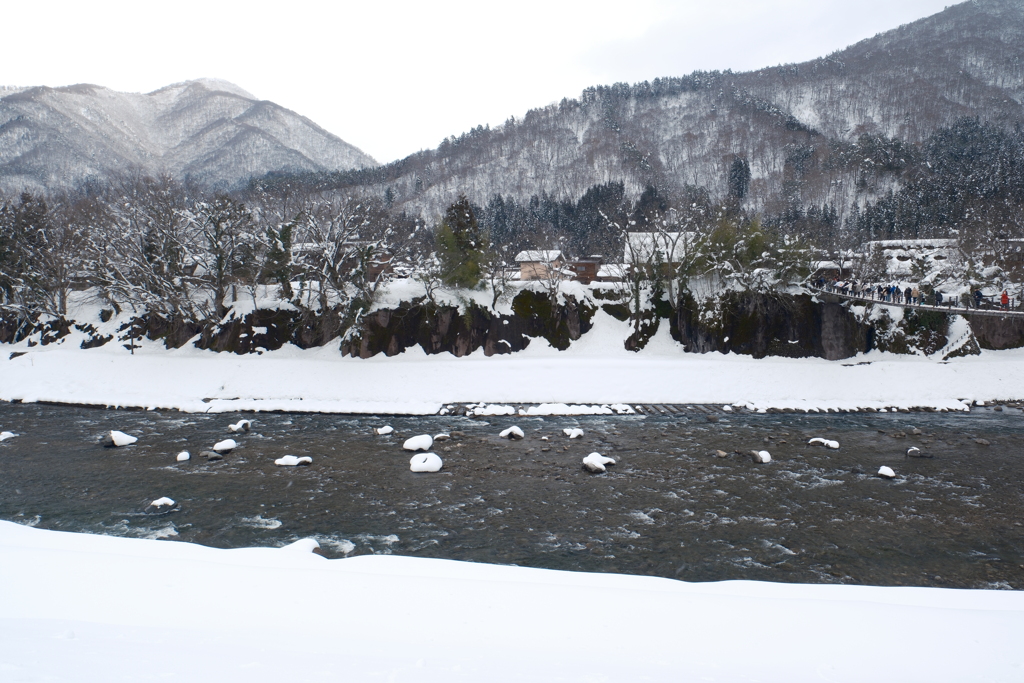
[2,522,1023,682]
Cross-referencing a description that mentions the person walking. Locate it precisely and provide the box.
[1001,289,1010,310]
[911,286,920,305]
[974,290,984,309]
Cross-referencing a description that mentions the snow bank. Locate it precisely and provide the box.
[4,317,1024,414]
[1,521,1023,682]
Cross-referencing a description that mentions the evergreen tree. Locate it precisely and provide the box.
[436,195,488,288]
[728,157,751,200]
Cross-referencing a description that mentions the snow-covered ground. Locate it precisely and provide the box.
[1,521,1021,682]
[2,308,1023,413]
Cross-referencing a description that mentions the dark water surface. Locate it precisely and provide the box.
[2,402,1023,589]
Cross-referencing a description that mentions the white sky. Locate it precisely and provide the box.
[3,0,953,164]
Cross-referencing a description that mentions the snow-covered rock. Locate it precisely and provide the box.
[228,419,251,433]
[374,426,394,436]
[403,435,433,451]
[808,438,840,449]
[275,455,312,467]
[213,439,236,454]
[751,450,772,464]
[433,433,450,442]
[175,451,190,462]
[202,450,222,461]
[150,497,175,508]
[906,447,923,457]
[878,466,896,479]
[109,431,138,447]
[0,431,16,442]
[582,453,615,473]
[500,426,525,440]
[410,452,443,472]
[563,428,584,439]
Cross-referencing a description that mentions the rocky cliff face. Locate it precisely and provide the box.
[4,289,1023,360]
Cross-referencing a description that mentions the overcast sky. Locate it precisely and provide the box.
[3,0,954,163]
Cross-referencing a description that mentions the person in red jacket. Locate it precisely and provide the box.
[1001,290,1010,310]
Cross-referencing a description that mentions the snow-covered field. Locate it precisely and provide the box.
[1,521,1021,682]
[2,308,1023,414]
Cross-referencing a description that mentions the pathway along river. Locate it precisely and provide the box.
[1,402,1022,589]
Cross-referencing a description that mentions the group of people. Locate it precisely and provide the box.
[813,277,1015,311]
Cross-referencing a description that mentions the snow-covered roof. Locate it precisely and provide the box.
[623,232,697,265]
[865,239,957,251]
[515,250,563,263]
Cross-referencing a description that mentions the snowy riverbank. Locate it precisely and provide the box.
[3,311,1024,413]
[1,521,1022,682]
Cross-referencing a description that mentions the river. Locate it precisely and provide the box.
[1,402,1022,589]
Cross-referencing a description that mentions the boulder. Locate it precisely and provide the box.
[878,466,896,479]
[375,426,394,436]
[109,430,138,447]
[410,452,443,472]
[175,451,190,462]
[751,450,772,464]
[213,439,237,454]
[582,452,616,473]
[403,434,433,451]
[275,455,312,466]
[500,426,525,440]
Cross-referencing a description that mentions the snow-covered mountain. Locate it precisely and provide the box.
[0,78,376,193]
[315,0,1024,221]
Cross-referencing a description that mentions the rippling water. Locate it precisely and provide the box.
[1,402,1022,589]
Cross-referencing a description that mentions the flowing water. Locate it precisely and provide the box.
[1,402,1023,589]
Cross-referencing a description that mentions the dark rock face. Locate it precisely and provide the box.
[674,292,870,360]
[340,291,596,359]
[970,315,1024,350]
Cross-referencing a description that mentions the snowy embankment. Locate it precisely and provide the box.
[1,522,1021,682]
[2,308,1024,414]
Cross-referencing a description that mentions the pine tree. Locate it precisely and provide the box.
[436,195,488,288]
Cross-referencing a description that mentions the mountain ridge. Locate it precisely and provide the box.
[0,79,376,193]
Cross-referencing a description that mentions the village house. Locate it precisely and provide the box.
[515,250,566,281]
[567,256,603,284]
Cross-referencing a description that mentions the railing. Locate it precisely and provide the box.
[807,285,1024,319]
